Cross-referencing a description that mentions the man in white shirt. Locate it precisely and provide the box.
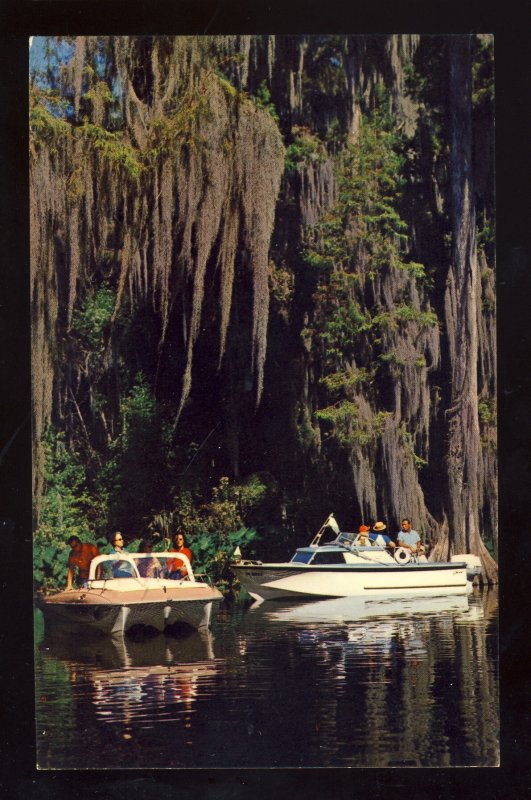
[397,518,424,554]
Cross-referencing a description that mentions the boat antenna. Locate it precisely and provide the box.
[310,514,339,547]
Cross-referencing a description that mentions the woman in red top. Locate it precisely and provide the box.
[167,533,193,579]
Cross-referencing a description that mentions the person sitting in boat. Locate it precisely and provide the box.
[397,519,425,555]
[167,532,193,579]
[109,531,135,578]
[369,521,396,549]
[358,524,371,545]
[136,539,163,578]
[65,535,99,590]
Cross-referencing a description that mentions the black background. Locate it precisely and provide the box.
[1,2,530,798]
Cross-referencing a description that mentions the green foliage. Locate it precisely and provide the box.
[312,272,368,363]
[400,426,428,470]
[336,104,407,244]
[82,80,114,108]
[71,286,118,351]
[80,122,144,178]
[400,260,427,280]
[378,351,405,368]
[29,86,71,148]
[148,97,206,156]
[148,65,239,159]
[120,375,157,442]
[147,476,266,593]
[97,374,165,535]
[319,368,370,395]
[317,402,389,448]
[309,100,426,335]
[477,217,495,254]
[285,126,326,174]
[321,299,372,359]
[252,80,279,123]
[302,249,333,272]
[269,264,295,308]
[190,527,257,592]
[478,400,495,426]
[33,428,97,591]
[472,36,494,107]
[33,544,71,594]
[394,305,439,328]
[30,79,143,178]
[36,430,93,542]
[325,117,346,151]
[304,98,432,454]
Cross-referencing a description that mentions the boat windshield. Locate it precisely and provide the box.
[311,551,346,564]
[291,550,314,564]
[336,532,355,546]
[88,552,194,581]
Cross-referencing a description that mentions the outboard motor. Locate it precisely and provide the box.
[450,554,482,581]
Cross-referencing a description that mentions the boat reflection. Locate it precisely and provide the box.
[244,593,484,660]
[251,592,477,625]
[39,628,222,727]
[40,626,217,667]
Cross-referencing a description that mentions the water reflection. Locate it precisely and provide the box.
[254,592,474,624]
[231,590,499,767]
[245,593,480,659]
[35,589,498,768]
[37,627,222,764]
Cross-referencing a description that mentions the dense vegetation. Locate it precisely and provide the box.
[30,35,497,590]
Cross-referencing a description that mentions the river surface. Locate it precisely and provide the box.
[34,588,498,769]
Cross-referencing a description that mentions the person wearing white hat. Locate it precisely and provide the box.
[369,521,396,548]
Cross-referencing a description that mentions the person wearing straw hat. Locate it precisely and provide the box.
[369,521,395,549]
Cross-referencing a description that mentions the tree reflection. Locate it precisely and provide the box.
[34,590,498,767]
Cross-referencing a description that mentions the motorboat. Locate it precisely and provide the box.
[231,515,482,601]
[37,552,223,636]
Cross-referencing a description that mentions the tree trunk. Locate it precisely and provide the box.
[431,37,497,583]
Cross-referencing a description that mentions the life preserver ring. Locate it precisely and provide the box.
[394,547,411,564]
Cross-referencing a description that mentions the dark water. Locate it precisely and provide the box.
[34,589,498,769]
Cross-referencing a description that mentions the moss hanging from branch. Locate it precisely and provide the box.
[30,36,285,512]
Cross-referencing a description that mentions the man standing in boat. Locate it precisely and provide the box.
[65,535,99,590]
[397,519,425,555]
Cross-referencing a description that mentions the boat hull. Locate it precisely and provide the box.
[38,583,222,636]
[232,562,469,601]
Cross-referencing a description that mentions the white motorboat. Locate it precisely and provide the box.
[231,516,482,601]
[38,552,223,636]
